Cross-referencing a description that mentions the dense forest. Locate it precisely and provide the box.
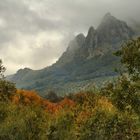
[0,38,140,140]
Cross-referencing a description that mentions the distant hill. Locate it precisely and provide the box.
[7,13,135,96]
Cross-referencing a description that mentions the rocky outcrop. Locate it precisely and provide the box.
[59,13,135,61]
[97,13,134,45]
[85,26,98,48]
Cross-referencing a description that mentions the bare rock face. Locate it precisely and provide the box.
[97,13,134,45]
[40,13,135,73]
[57,33,85,64]
[85,26,98,48]
[54,13,135,71]
[67,33,85,52]
[80,13,134,58]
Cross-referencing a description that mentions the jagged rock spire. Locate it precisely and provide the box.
[97,13,134,44]
[85,26,97,48]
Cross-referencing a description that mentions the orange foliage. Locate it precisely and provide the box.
[43,100,62,113]
[59,98,75,108]
[12,90,43,105]
[12,89,76,114]
[43,98,75,114]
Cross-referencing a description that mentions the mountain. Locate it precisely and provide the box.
[7,13,135,96]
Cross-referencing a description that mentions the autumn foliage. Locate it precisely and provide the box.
[12,90,42,105]
[0,86,140,139]
[11,89,75,114]
[0,38,140,139]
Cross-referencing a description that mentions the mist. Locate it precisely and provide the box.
[0,0,140,75]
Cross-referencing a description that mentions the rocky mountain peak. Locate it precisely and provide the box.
[87,26,95,36]
[58,13,135,63]
[85,26,97,48]
[57,33,86,64]
[102,12,114,22]
[75,33,85,46]
[67,33,85,52]
[97,13,134,45]
[17,68,32,74]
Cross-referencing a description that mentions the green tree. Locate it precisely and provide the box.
[45,91,62,103]
[0,59,16,101]
[102,37,140,114]
[115,37,140,80]
[0,59,6,79]
[0,80,16,101]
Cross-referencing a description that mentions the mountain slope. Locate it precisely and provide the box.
[7,13,135,96]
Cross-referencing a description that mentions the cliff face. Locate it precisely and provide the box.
[57,13,134,63]
[97,13,134,45]
[7,13,135,96]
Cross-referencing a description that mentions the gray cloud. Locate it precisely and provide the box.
[0,0,140,75]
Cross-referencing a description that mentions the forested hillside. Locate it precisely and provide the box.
[0,37,140,140]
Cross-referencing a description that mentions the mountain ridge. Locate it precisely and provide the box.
[7,13,135,96]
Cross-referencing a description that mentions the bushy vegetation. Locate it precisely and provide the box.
[0,38,140,139]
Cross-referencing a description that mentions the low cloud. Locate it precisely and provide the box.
[0,0,140,75]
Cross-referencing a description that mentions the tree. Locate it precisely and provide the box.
[0,59,6,79]
[115,37,140,80]
[44,91,62,103]
[0,80,16,101]
[0,59,16,101]
[103,37,140,114]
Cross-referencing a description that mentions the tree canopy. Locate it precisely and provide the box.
[0,59,6,78]
[115,37,140,80]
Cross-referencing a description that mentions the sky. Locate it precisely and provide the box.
[0,0,140,75]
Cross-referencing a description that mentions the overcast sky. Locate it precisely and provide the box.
[0,0,140,75]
